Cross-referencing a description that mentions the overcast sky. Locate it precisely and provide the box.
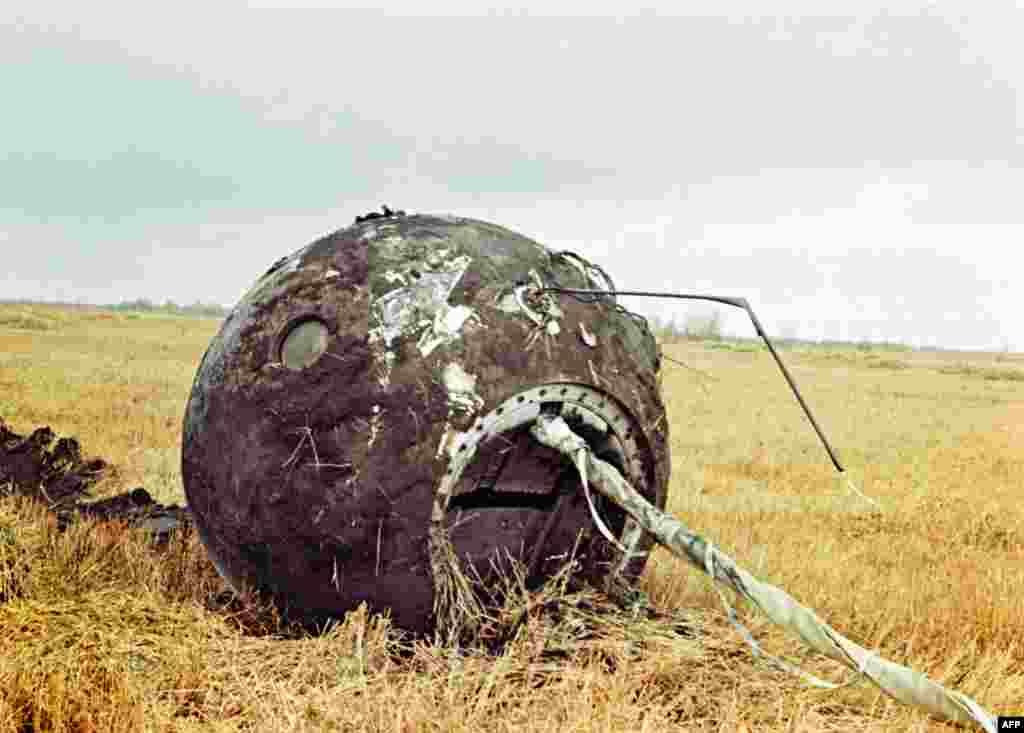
[2,2,1021,350]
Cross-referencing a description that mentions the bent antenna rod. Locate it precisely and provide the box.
[541,288,845,475]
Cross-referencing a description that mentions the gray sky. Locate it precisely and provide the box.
[2,1,1021,350]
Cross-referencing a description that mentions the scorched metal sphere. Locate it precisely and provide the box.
[181,211,671,635]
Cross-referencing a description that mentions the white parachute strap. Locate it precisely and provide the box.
[703,540,853,690]
[529,413,997,733]
[573,445,642,558]
[842,473,882,510]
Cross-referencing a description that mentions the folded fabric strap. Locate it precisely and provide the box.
[529,413,996,733]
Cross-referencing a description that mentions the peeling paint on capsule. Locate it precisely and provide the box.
[182,212,669,637]
[369,255,474,348]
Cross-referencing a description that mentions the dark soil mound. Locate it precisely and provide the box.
[0,418,189,542]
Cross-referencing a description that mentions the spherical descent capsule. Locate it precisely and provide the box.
[181,213,671,634]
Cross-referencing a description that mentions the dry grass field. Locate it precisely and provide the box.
[1,302,1022,732]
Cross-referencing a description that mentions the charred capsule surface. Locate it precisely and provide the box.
[182,213,670,634]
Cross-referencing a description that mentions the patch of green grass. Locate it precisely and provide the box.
[703,340,764,353]
[938,363,1024,382]
[866,358,911,370]
[851,340,913,352]
[0,309,67,331]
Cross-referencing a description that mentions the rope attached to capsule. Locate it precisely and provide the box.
[529,412,997,733]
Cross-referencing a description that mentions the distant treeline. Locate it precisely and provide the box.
[647,312,918,352]
[103,298,230,318]
[0,298,230,318]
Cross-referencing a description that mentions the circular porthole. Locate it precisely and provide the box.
[279,318,329,370]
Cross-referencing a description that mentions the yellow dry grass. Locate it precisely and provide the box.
[1,302,1022,732]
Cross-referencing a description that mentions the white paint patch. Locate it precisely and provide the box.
[383,270,407,286]
[579,321,598,347]
[435,362,483,461]
[441,361,484,415]
[437,427,473,461]
[493,290,522,314]
[369,254,475,351]
[368,404,383,449]
[435,422,455,459]
[369,252,482,430]
[418,304,481,357]
[544,297,563,321]
[425,248,451,268]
